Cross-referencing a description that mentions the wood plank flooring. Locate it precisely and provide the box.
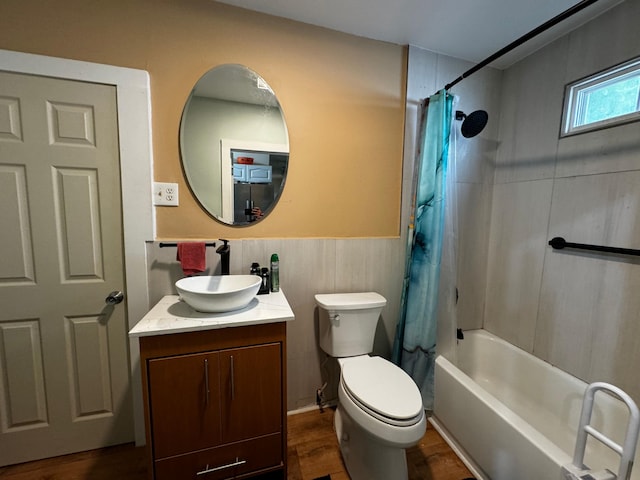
[0,441,148,480]
[0,408,472,480]
[287,408,473,480]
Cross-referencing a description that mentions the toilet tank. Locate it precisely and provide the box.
[315,292,387,357]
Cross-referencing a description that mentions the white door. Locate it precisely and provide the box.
[0,71,132,466]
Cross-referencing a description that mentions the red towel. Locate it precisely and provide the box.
[176,242,206,276]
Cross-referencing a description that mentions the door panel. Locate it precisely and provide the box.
[0,320,47,430]
[53,168,103,280]
[0,164,34,283]
[0,95,22,142]
[47,101,96,147]
[0,71,131,466]
[65,315,113,418]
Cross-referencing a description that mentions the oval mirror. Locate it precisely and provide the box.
[180,64,289,225]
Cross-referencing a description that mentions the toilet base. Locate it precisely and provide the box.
[334,405,410,480]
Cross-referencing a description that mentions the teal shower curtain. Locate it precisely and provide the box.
[392,90,453,410]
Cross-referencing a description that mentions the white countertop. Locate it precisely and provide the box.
[128,290,295,337]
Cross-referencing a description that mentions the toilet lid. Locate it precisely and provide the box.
[341,356,423,425]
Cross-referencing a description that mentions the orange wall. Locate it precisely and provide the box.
[0,0,406,238]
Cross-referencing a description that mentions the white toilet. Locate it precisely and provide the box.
[315,292,426,480]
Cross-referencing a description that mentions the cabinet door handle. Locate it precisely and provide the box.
[196,458,246,476]
[204,358,210,406]
[230,355,235,400]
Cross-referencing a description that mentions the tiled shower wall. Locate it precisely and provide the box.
[485,0,640,403]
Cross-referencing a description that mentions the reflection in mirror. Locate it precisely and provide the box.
[180,64,289,225]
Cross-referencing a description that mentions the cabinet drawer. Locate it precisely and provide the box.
[154,434,282,480]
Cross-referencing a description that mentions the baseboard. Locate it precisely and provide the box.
[287,401,338,416]
[287,404,321,416]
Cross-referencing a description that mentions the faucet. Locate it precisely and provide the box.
[216,239,230,275]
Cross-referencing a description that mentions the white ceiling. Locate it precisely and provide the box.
[216,0,623,69]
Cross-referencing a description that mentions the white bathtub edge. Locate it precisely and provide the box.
[435,354,573,466]
[429,416,489,480]
[434,350,574,480]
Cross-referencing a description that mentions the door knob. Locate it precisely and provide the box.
[105,291,124,305]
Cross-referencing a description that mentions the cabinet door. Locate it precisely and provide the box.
[219,343,282,443]
[148,351,221,458]
[232,163,247,182]
[246,164,272,183]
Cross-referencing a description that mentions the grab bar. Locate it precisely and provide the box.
[549,237,640,257]
[563,382,640,480]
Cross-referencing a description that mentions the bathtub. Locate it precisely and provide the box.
[432,329,639,480]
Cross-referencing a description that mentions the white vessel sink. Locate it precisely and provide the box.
[175,275,261,313]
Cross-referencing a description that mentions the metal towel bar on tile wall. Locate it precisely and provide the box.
[549,237,640,257]
[159,242,216,248]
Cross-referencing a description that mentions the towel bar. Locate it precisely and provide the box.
[159,242,216,248]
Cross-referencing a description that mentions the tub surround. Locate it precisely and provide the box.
[131,291,293,480]
[484,0,640,405]
[129,290,294,337]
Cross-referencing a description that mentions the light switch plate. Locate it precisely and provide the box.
[153,182,179,206]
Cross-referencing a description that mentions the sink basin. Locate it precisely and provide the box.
[175,275,262,313]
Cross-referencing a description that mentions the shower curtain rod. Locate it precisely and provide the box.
[444,0,600,91]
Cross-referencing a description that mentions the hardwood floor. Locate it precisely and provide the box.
[0,442,148,480]
[0,409,472,480]
[287,408,473,480]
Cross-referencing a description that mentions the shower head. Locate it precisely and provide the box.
[455,110,488,138]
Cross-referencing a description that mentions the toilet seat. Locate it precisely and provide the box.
[340,356,424,427]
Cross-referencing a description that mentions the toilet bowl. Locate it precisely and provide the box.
[339,356,426,444]
[315,292,426,480]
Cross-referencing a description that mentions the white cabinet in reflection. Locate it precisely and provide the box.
[232,164,272,184]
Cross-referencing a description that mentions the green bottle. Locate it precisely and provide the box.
[270,253,280,292]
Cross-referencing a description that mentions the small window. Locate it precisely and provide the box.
[561,56,640,137]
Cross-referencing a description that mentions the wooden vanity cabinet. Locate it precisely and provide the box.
[139,322,287,480]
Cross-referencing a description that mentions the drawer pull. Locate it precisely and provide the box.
[196,457,247,476]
